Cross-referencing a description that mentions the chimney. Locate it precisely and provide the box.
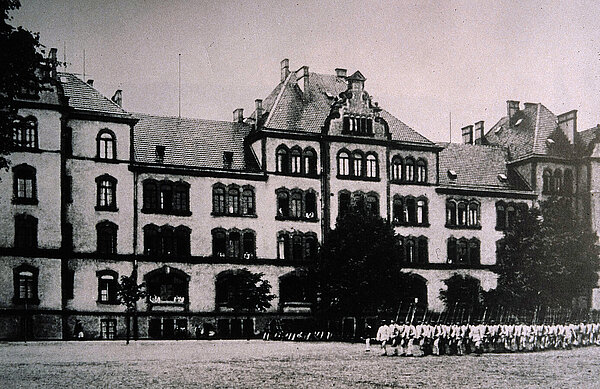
[335,68,347,78]
[296,66,309,95]
[49,48,58,79]
[280,59,290,82]
[461,125,474,144]
[86,79,94,87]
[474,121,484,145]
[255,99,263,121]
[507,100,520,121]
[111,90,122,107]
[558,110,577,144]
[233,108,244,123]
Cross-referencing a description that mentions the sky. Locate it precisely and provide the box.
[11,0,600,142]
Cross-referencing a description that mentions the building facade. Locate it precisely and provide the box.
[0,53,597,340]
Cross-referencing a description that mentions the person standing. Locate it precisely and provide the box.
[376,320,391,356]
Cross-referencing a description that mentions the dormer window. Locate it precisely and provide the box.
[223,151,233,169]
[514,118,523,126]
[342,115,373,135]
[155,146,165,163]
[498,173,508,182]
[447,170,457,180]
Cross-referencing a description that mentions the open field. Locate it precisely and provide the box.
[0,340,599,388]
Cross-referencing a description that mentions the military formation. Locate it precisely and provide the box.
[372,319,600,356]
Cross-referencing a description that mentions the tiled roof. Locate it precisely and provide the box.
[438,142,515,189]
[58,72,129,115]
[577,125,600,152]
[262,70,433,144]
[133,113,257,171]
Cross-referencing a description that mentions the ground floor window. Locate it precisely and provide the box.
[100,319,116,339]
[148,318,188,339]
[216,318,254,338]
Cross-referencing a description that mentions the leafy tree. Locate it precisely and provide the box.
[117,273,146,344]
[318,209,403,316]
[491,197,599,310]
[439,273,484,316]
[220,268,275,312]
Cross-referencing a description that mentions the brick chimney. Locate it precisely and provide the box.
[474,121,484,145]
[233,108,244,123]
[49,48,58,80]
[255,99,263,121]
[558,110,577,144]
[507,100,520,122]
[280,59,290,82]
[461,125,474,144]
[111,90,122,107]
[335,68,347,78]
[296,66,309,95]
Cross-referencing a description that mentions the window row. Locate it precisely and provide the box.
[496,201,528,230]
[143,224,191,257]
[392,195,428,226]
[396,235,428,264]
[337,149,379,179]
[12,116,38,150]
[542,168,574,195]
[276,188,318,221]
[446,199,480,228]
[390,156,427,184]
[212,183,255,216]
[275,145,317,176]
[143,179,190,215]
[338,190,380,217]
[212,228,256,260]
[277,231,318,261]
[447,237,480,265]
[342,115,374,135]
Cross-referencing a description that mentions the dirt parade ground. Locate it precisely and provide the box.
[0,340,599,388]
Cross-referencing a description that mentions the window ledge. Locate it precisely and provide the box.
[275,215,319,222]
[94,157,119,164]
[11,147,41,153]
[142,209,192,217]
[13,198,39,205]
[341,130,374,137]
[390,180,428,185]
[95,206,118,212]
[393,222,430,228]
[336,175,380,182]
[271,171,321,179]
[445,224,482,230]
[211,212,257,218]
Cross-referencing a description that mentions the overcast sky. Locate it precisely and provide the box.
[11,0,600,142]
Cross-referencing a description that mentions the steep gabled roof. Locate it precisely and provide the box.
[260,69,433,144]
[133,113,258,171]
[58,72,130,115]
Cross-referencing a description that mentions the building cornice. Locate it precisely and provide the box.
[436,186,537,199]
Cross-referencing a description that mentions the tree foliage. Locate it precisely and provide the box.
[220,268,275,312]
[491,197,599,309]
[319,209,407,316]
[117,273,146,344]
[1,0,46,169]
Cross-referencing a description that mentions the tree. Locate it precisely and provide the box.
[491,197,599,310]
[439,273,484,320]
[117,273,146,344]
[0,0,47,170]
[318,209,403,316]
[219,268,275,312]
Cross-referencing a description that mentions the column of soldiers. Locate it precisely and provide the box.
[374,318,600,356]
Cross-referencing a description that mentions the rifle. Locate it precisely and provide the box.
[481,307,488,324]
[395,301,403,323]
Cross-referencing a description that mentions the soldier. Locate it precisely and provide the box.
[376,320,391,356]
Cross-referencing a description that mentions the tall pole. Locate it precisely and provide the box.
[449,111,452,143]
[178,53,181,118]
[83,49,86,80]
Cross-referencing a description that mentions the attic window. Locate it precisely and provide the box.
[60,75,69,83]
[515,118,523,126]
[546,138,555,146]
[223,151,234,169]
[498,173,508,182]
[447,170,457,180]
[494,126,503,134]
[155,146,165,163]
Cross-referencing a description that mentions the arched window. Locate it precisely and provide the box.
[290,191,302,218]
[564,169,574,195]
[446,200,457,226]
[554,169,562,194]
[304,233,318,261]
[14,214,37,250]
[303,148,317,176]
[352,151,363,177]
[406,197,417,224]
[241,187,255,215]
[13,164,37,204]
[353,192,365,211]
[228,231,241,259]
[416,158,427,183]
[276,146,289,173]
[457,201,467,226]
[542,169,552,194]
[393,195,403,224]
[366,154,378,178]
[447,238,457,263]
[468,201,479,226]
[95,175,117,211]
[290,147,302,174]
[506,203,516,227]
[469,239,481,265]
[143,224,160,256]
[277,189,290,218]
[173,183,190,213]
[212,229,227,258]
[496,201,506,230]
[305,191,317,219]
[366,193,379,216]
[97,129,116,160]
[161,226,175,256]
[96,221,118,255]
[277,232,290,260]
[405,157,415,182]
[396,235,406,262]
[417,236,428,264]
[175,226,191,256]
[13,116,38,149]
[97,270,118,304]
[143,180,158,211]
[212,184,226,215]
[417,198,427,224]
[338,191,351,217]
[338,151,350,176]
[391,156,402,181]
[406,238,416,263]
[227,186,239,215]
[13,264,39,304]
[457,238,468,263]
[159,181,172,212]
[242,231,256,259]
[292,233,303,260]
[145,267,189,305]
[279,272,310,307]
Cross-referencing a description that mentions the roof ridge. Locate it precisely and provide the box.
[532,102,541,152]
[134,112,249,126]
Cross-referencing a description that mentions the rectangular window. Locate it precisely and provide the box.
[100,319,117,340]
[17,178,33,199]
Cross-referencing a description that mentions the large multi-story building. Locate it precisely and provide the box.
[0,53,597,340]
